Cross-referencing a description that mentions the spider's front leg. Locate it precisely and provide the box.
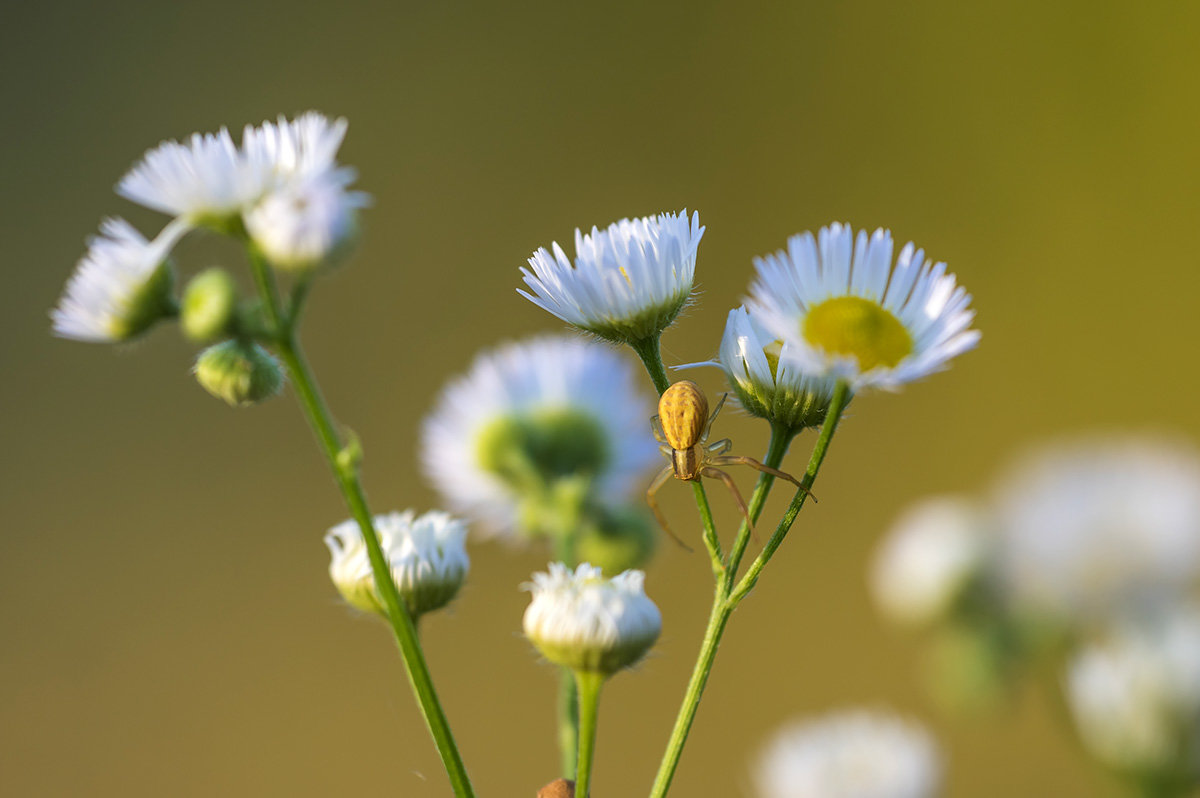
[646,465,693,552]
[701,466,755,536]
[705,438,732,456]
[710,455,817,503]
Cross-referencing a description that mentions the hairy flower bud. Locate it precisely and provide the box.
[194,339,284,406]
[181,267,237,342]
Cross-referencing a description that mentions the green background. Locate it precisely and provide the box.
[5,1,1200,795]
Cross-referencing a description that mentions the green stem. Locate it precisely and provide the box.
[691,481,724,577]
[574,670,606,798]
[247,252,475,797]
[558,669,580,779]
[649,381,851,798]
[732,382,850,603]
[630,336,671,395]
[724,422,797,579]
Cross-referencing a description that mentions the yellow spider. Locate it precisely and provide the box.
[647,380,807,544]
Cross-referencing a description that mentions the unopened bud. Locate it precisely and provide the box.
[194,339,284,406]
[181,268,237,342]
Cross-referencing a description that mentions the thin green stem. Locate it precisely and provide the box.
[554,535,580,779]
[691,481,724,577]
[630,336,671,395]
[573,670,605,798]
[650,381,851,798]
[247,252,475,797]
[723,422,797,580]
[732,381,850,603]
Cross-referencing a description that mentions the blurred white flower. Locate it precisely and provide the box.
[241,112,351,185]
[712,305,839,430]
[522,562,661,674]
[1066,606,1200,774]
[325,510,469,618]
[421,336,659,539]
[746,223,978,391]
[51,217,186,342]
[755,709,942,798]
[244,171,369,270]
[991,438,1200,626]
[520,210,703,344]
[870,496,989,628]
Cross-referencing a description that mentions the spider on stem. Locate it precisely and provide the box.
[647,380,810,547]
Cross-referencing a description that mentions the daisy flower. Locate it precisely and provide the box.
[1066,606,1200,774]
[519,210,703,344]
[51,217,186,343]
[325,510,469,619]
[523,562,661,674]
[243,170,370,270]
[421,336,659,539]
[747,223,978,391]
[755,709,943,798]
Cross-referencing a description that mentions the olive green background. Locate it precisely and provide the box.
[5,1,1200,795]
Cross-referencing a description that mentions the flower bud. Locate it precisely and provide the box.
[523,563,661,675]
[325,510,469,619]
[180,268,237,342]
[194,339,284,406]
[717,307,838,431]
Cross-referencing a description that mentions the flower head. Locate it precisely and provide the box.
[241,112,351,185]
[51,218,184,343]
[747,223,978,391]
[325,510,469,618]
[193,339,284,406]
[1066,607,1200,774]
[244,171,369,271]
[870,496,989,628]
[991,437,1200,627]
[520,210,703,344]
[522,562,661,674]
[421,336,658,539]
[714,306,840,430]
[755,709,943,798]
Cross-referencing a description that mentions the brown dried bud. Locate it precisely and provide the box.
[537,777,575,798]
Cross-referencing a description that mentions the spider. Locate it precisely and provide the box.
[647,380,809,545]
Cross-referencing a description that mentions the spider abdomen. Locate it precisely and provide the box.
[658,380,709,450]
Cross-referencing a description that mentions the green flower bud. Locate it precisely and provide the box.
[180,268,237,342]
[194,340,284,407]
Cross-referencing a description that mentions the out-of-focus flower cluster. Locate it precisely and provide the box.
[871,436,1200,790]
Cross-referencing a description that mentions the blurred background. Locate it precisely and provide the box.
[5,1,1200,795]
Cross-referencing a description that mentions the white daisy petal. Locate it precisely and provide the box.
[519,210,703,343]
[747,223,978,392]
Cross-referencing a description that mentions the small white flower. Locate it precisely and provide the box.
[241,112,351,184]
[244,171,369,270]
[1066,607,1200,773]
[871,497,988,628]
[522,562,661,674]
[324,510,469,618]
[991,437,1200,627]
[746,223,979,391]
[755,709,943,798]
[51,217,187,343]
[117,128,273,222]
[713,306,840,430]
[519,210,704,343]
[421,336,659,539]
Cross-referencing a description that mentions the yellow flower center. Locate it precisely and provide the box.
[802,296,913,371]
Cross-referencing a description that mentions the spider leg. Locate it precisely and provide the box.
[701,466,756,540]
[700,393,729,443]
[646,465,693,552]
[650,415,667,444]
[705,438,732,455]
[709,455,817,502]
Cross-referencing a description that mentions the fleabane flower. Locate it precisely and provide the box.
[241,112,350,184]
[1066,607,1200,776]
[753,710,940,796]
[870,496,990,628]
[713,306,840,431]
[755,709,943,798]
[117,128,273,224]
[51,217,186,343]
[244,170,370,271]
[325,510,469,619]
[421,336,659,539]
[991,437,1200,628]
[522,562,661,675]
[747,223,978,391]
[520,210,703,344]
